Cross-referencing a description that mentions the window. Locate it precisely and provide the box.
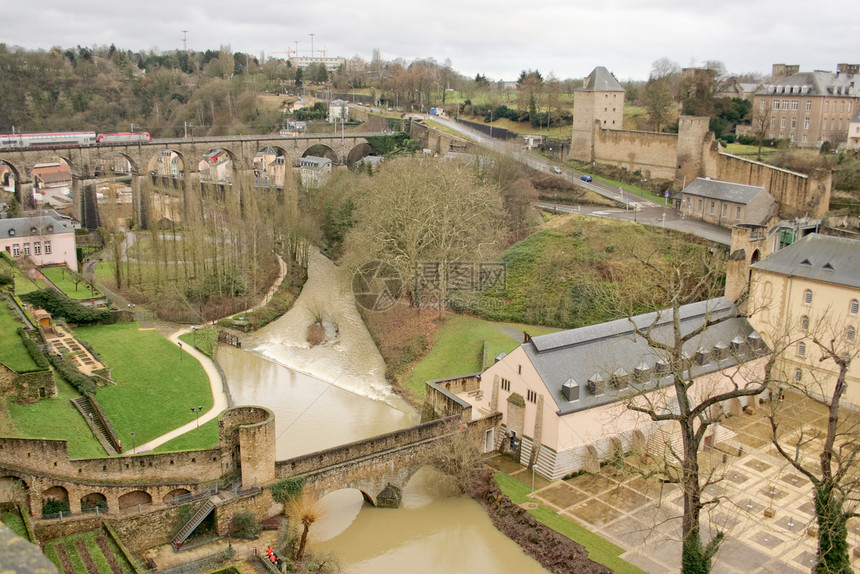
[848,326,856,342]
[801,315,810,331]
[772,100,780,111]
[22,243,30,256]
[780,117,786,129]
[795,368,803,383]
[12,244,20,257]
[849,102,853,113]
[825,102,829,112]
[710,201,715,215]
[806,101,812,111]
[759,101,765,110]
[791,100,799,110]
[44,241,51,254]
[782,100,789,110]
[803,135,808,143]
[697,199,703,211]
[841,101,845,113]
[851,299,859,315]
[33,242,41,255]
[791,118,797,129]
[517,364,522,375]
[804,289,813,305]
[721,203,728,217]
[527,389,538,403]
[797,342,806,356]
[501,378,510,392]
[804,117,810,130]
[736,206,742,220]
[770,117,775,128]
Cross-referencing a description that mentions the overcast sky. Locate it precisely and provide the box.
[5,0,858,81]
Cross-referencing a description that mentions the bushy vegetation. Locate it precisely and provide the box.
[16,327,50,370]
[48,353,97,396]
[271,477,306,504]
[21,288,111,324]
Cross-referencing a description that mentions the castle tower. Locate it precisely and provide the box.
[570,67,625,162]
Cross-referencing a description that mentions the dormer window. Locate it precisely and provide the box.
[7,229,13,236]
[655,359,671,375]
[823,262,834,271]
[695,348,710,365]
[731,336,747,355]
[634,362,652,383]
[562,378,580,402]
[800,258,812,266]
[611,368,629,390]
[712,343,728,361]
[747,332,765,352]
[586,374,605,396]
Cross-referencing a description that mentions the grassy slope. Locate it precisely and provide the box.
[40,266,101,300]
[0,304,39,372]
[494,473,646,574]
[73,323,213,447]
[153,417,220,453]
[5,375,105,459]
[404,314,558,395]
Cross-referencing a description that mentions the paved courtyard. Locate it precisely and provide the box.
[489,391,860,573]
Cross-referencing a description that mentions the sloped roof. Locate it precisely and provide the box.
[750,233,860,289]
[522,298,765,415]
[0,214,74,239]
[756,71,858,97]
[577,66,624,93]
[681,178,770,205]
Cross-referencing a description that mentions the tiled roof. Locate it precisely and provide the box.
[577,66,624,93]
[750,233,860,289]
[0,214,73,239]
[523,298,765,415]
[680,178,769,205]
[756,71,858,97]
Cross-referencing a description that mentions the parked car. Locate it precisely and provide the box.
[551,166,562,174]
[581,174,593,182]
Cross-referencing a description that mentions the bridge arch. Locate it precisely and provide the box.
[302,144,339,165]
[345,143,379,167]
[163,488,191,504]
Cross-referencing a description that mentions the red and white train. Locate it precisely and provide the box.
[0,131,151,150]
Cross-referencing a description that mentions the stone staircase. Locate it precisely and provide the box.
[71,397,119,455]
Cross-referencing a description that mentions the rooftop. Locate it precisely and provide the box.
[680,178,770,205]
[750,233,860,289]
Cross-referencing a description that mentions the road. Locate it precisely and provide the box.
[427,115,731,246]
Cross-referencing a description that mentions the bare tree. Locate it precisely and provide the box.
[749,104,772,161]
[621,249,772,574]
[767,316,860,574]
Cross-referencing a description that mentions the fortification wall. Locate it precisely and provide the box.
[423,375,480,422]
[592,128,678,179]
[714,154,831,219]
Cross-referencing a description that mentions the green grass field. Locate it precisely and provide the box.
[1,509,27,538]
[153,417,220,452]
[494,472,646,574]
[404,315,558,395]
[40,266,101,300]
[722,142,779,160]
[4,375,105,459]
[0,304,39,372]
[73,323,213,448]
[44,530,135,574]
[1,257,47,295]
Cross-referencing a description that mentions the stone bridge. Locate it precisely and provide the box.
[0,405,501,523]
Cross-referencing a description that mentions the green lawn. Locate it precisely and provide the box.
[0,257,47,295]
[73,323,213,448]
[44,530,135,574]
[0,304,39,372]
[4,375,105,459]
[40,266,101,300]
[494,472,646,574]
[1,509,27,538]
[153,417,220,452]
[404,315,559,395]
[722,142,779,160]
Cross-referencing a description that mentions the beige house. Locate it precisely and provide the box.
[298,156,332,189]
[848,109,860,150]
[476,298,769,480]
[752,63,858,148]
[0,214,78,271]
[747,234,860,406]
[677,178,776,228]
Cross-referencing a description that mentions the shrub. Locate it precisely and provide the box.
[231,510,261,539]
[271,477,306,504]
[48,353,97,396]
[21,289,111,325]
[17,328,50,370]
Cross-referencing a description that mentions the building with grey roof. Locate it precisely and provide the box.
[0,213,78,271]
[477,297,770,479]
[677,177,776,228]
[752,64,858,147]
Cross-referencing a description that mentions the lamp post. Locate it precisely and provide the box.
[488,110,493,140]
[88,413,95,438]
[226,516,232,549]
[178,341,183,362]
[192,406,203,429]
[131,432,136,454]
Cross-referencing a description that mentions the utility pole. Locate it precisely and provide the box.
[181,30,188,51]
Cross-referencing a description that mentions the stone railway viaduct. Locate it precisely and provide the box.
[0,133,381,229]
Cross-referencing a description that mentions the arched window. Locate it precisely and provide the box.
[794,368,803,383]
[851,299,859,316]
[803,289,813,305]
[797,342,806,356]
[848,326,856,342]
[800,315,810,331]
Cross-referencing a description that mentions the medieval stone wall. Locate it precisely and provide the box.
[422,375,480,421]
[592,127,679,180]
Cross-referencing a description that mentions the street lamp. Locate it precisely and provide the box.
[88,413,95,438]
[488,110,493,140]
[131,432,136,454]
[192,406,203,429]
[226,516,232,549]
[178,341,183,362]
